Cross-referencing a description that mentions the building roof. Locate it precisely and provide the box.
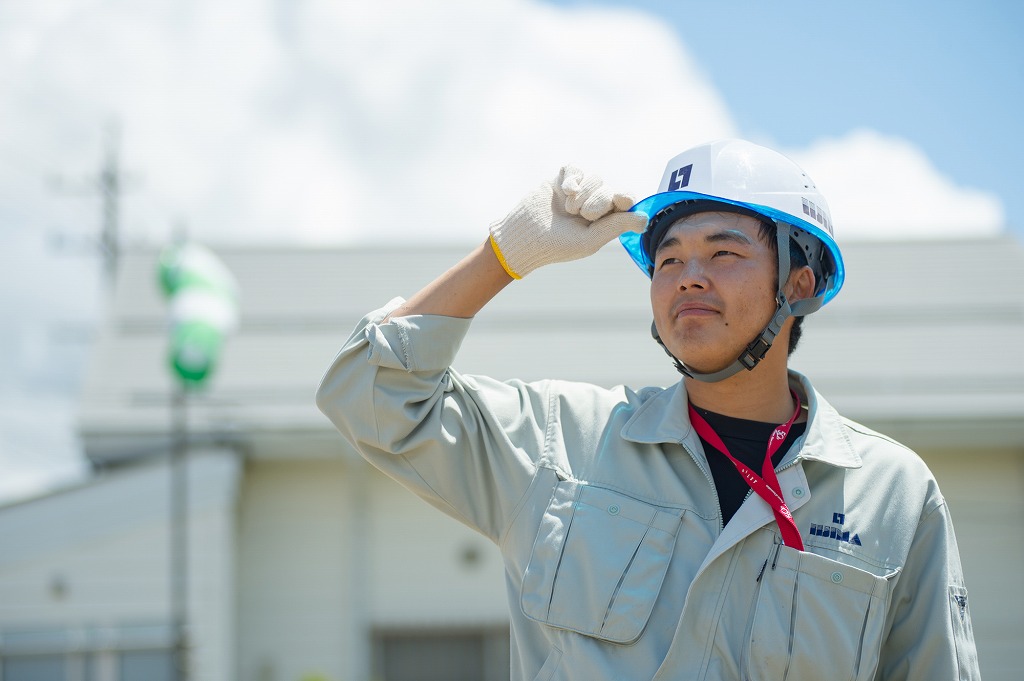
[78,235,1024,465]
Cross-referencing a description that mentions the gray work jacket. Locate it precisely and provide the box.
[316,299,981,681]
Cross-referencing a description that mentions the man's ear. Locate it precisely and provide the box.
[784,265,816,303]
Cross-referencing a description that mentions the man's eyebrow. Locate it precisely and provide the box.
[655,229,753,255]
[706,229,754,245]
[655,236,680,255]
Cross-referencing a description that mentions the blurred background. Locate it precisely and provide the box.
[0,1,1021,680]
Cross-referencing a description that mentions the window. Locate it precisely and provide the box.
[1,624,173,681]
[3,656,67,681]
[2,655,93,681]
[373,627,510,681]
[119,650,175,681]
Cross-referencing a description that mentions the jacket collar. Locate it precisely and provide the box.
[619,371,862,470]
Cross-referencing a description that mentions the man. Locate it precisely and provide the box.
[316,139,980,680]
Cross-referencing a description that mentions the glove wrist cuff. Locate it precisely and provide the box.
[488,234,524,280]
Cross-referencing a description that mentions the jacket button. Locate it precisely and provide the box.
[831,571,844,584]
[608,504,620,515]
[792,487,805,498]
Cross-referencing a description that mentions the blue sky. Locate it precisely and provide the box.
[552,0,1023,235]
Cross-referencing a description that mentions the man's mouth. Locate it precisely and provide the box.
[674,302,719,318]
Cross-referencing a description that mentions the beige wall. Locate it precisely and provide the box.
[366,466,508,628]
[237,459,358,681]
[922,447,1024,681]
[236,457,510,681]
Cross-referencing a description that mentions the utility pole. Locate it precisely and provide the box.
[50,119,132,289]
[159,243,240,681]
[170,386,190,681]
[98,121,122,285]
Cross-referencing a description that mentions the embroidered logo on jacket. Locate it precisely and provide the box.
[953,594,968,623]
[809,511,862,546]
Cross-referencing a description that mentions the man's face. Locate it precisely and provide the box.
[649,212,780,375]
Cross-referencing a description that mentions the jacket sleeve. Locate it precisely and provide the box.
[876,498,980,680]
[315,298,549,543]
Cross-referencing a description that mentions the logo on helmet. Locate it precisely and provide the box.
[668,164,693,191]
[801,197,832,232]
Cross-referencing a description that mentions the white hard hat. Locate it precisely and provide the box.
[621,139,846,382]
[620,138,844,309]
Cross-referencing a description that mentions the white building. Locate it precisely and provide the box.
[1,237,1022,681]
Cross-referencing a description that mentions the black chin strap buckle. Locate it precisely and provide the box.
[737,334,774,370]
[737,293,789,370]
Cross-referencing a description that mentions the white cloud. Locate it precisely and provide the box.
[1,0,736,247]
[0,396,89,503]
[0,229,100,503]
[1,0,1006,249]
[285,0,737,242]
[790,129,1004,240]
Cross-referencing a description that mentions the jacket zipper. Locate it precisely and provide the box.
[681,442,725,534]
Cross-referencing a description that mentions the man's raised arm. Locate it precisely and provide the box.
[387,238,514,320]
[388,165,647,321]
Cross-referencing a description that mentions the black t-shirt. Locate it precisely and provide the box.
[692,406,808,527]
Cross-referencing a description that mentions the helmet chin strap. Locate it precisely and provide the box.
[654,222,822,383]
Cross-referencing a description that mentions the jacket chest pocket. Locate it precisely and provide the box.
[520,480,684,644]
[745,546,897,681]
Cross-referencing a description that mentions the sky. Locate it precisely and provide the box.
[558,0,1023,236]
[0,0,1020,503]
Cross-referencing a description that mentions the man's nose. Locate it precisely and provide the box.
[676,261,708,290]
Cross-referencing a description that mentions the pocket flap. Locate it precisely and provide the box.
[521,481,683,644]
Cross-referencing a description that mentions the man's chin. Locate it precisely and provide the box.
[663,336,744,376]
[680,360,734,376]
[671,350,737,377]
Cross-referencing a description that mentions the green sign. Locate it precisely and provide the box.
[158,243,239,387]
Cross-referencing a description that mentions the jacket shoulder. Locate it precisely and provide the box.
[838,415,945,513]
[536,378,662,413]
[840,416,917,457]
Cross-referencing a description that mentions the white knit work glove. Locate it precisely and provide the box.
[488,165,648,279]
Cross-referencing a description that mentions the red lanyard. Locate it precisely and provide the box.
[688,391,805,551]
